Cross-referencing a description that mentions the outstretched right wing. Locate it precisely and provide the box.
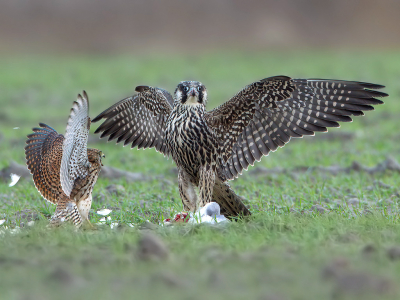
[93,86,173,155]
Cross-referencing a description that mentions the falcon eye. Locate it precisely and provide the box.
[183,86,189,92]
[197,86,202,92]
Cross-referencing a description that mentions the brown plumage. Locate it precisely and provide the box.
[93,76,387,219]
[25,91,104,227]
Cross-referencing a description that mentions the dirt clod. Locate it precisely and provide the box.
[48,266,75,286]
[105,184,125,196]
[362,244,376,256]
[347,198,360,206]
[321,257,350,279]
[152,271,183,287]
[387,246,400,260]
[333,272,392,297]
[137,232,169,261]
[310,204,326,213]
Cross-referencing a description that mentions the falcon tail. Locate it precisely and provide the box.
[212,178,251,219]
[50,202,83,228]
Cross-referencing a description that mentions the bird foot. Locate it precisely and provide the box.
[82,219,97,230]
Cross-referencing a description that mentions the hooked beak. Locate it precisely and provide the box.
[188,87,196,97]
[186,87,199,104]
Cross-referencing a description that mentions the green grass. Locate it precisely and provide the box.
[1,50,400,299]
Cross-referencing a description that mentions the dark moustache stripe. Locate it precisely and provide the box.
[181,91,187,104]
[198,89,203,104]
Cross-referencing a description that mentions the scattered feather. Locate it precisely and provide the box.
[13,127,20,130]
[0,220,5,226]
[97,209,112,216]
[9,173,21,187]
[97,216,111,225]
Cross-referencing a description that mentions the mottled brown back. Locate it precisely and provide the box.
[25,123,66,204]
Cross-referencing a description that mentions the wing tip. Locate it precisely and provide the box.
[82,90,88,101]
[359,82,386,90]
[74,90,89,111]
[92,112,104,123]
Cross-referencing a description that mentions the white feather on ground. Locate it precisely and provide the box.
[97,209,112,216]
[9,173,21,187]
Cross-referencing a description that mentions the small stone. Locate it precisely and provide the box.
[105,184,125,196]
[321,257,349,279]
[374,180,392,189]
[347,198,360,206]
[137,232,169,261]
[362,244,376,256]
[387,246,400,260]
[386,156,400,172]
[333,272,393,296]
[208,270,224,288]
[48,266,74,286]
[289,208,300,214]
[363,209,372,215]
[152,271,183,287]
[311,204,326,213]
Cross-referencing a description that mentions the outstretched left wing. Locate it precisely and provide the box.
[60,91,91,197]
[205,76,387,180]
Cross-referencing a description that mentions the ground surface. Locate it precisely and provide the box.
[0,51,400,300]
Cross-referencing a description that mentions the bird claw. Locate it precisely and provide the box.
[83,219,97,230]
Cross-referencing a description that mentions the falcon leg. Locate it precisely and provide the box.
[178,168,198,212]
[198,164,215,208]
[77,194,92,222]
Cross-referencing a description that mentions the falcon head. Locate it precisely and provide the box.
[175,81,207,106]
[88,149,105,167]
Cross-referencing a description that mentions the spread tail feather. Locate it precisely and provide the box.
[50,201,83,228]
[212,178,251,219]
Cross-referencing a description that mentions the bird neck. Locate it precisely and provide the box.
[175,102,205,116]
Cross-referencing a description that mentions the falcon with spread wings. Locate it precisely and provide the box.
[25,91,105,227]
[93,76,387,218]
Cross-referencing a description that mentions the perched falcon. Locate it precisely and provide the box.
[93,76,387,218]
[25,91,104,227]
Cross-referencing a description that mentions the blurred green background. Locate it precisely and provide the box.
[1,1,400,300]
